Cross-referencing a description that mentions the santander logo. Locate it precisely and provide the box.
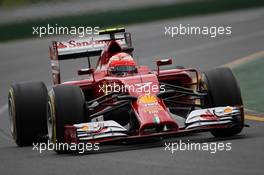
[57,39,125,49]
[57,42,67,49]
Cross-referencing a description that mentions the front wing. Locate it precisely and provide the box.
[64,106,243,145]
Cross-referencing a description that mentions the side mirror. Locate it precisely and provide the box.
[156,58,172,66]
[78,68,95,82]
[78,68,94,75]
[156,58,172,74]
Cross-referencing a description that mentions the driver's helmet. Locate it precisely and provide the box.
[108,52,136,75]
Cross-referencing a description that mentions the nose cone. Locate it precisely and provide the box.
[135,94,179,134]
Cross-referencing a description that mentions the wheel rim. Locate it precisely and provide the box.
[47,101,53,140]
[8,93,16,140]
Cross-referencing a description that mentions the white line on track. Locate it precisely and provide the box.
[222,50,264,68]
[0,104,8,116]
[0,104,13,141]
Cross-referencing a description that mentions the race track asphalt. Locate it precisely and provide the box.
[0,8,264,175]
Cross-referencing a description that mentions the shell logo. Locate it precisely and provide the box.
[224,107,233,114]
[138,94,158,104]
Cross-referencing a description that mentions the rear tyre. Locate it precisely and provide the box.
[8,82,48,146]
[48,85,86,153]
[201,67,244,137]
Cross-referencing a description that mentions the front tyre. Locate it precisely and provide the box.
[8,82,48,146]
[48,85,86,153]
[201,67,244,137]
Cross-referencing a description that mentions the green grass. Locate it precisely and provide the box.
[1,0,264,41]
[233,57,264,113]
[0,0,59,8]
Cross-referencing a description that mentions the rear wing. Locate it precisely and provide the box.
[49,28,133,84]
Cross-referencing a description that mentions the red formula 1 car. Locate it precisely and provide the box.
[8,28,244,153]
